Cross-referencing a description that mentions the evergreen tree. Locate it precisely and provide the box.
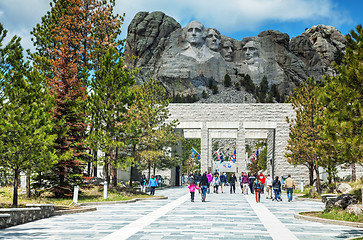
[285,77,324,192]
[240,74,255,94]
[0,25,56,205]
[43,1,89,196]
[31,0,123,79]
[88,47,136,186]
[202,90,208,98]
[318,24,362,181]
[224,74,232,87]
[128,80,181,179]
[258,76,269,103]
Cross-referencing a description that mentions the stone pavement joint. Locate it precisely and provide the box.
[246,194,298,240]
[101,193,189,240]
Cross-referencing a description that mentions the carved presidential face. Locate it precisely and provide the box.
[206,28,221,51]
[222,40,233,62]
[243,41,259,64]
[185,21,205,47]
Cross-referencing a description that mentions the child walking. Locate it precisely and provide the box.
[254,179,262,203]
[188,180,199,202]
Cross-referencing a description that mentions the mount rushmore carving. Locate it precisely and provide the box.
[124,11,346,103]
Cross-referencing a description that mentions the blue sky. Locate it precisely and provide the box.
[0,0,362,51]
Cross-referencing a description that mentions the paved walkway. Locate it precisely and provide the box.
[1,186,362,239]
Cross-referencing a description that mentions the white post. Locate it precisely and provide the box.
[300,180,304,193]
[73,186,79,204]
[104,181,108,199]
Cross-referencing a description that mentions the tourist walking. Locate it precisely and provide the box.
[194,172,201,193]
[212,175,221,193]
[285,174,295,202]
[265,174,273,199]
[219,172,227,193]
[199,172,209,202]
[272,176,282,201]
[254,179,262,203]
[207,172,213,194]
[229,172,237,193]
[258,171,266,194]
[241,172,249,194]
[239,172,244,193]
[148,175,158,195]
[249,173,256,194]
[188,180,199,202]
[140,174,147,193]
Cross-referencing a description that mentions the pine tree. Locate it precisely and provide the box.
[285,77,324,192]
[224,74,232,87]
[44,1,89,196]
[127,80,181,179]
[258,76,269,103]
[88,47,136,186]
[318,24,362,181]
[0,25,56,205]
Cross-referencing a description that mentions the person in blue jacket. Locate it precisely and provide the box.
[148,175,158,195]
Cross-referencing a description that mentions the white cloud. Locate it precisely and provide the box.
[0,0,353,52]
[116,0,350,36]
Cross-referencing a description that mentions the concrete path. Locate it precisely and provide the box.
[1,186,362,239]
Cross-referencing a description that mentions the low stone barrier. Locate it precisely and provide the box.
[294,212,363,228]
[0,204,54,229]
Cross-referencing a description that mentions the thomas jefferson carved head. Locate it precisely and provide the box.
[206,28,221,51]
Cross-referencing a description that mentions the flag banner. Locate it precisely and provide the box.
[213,161,236,172]
[231,149,236,163]
[192,148,200,158]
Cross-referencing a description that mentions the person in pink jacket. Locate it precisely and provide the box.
[188,180,200,202]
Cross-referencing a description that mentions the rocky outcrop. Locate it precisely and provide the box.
[337,183,353,194]
[125,12,346,103]
[325,194,359,211]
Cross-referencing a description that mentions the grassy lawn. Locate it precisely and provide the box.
[303,209,363,223]
[0,185,157,208]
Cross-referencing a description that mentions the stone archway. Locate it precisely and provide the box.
[166,103,306,182]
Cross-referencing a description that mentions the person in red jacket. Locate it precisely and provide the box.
[258,171,266,194]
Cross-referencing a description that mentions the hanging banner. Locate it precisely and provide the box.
[213,161,237,172]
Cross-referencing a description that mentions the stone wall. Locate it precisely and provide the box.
[0,204,54,229]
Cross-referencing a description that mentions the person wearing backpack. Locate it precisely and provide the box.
[254,179,262,203]
[272,176,282,201]
[148,175,158,195]
[139,174,147,193]
[219,172,227,193]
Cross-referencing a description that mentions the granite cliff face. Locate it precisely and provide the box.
[124,11,346,103]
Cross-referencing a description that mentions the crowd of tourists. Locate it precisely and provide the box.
[187,171,295,203]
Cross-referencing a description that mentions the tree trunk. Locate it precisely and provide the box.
[87,162,91,176]
[130,144,137,187]
[112,166,117,187]
[13,168,20,206]
[26,173,31,198]
[129,166,133,188]
[147,161,151,179]
[352,162,356,181]
[314,165,321,194]
[105,154,110,185]
[153,163,156,176]
[93,149,98,177]
[38,171,42,187]
[309,164,314,186]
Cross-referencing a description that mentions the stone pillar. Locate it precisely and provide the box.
[236,122,246,174]
[266,129,275,178]
[200,122,208,173]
